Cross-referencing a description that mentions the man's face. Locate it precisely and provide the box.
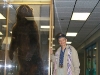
[58,37,67,47]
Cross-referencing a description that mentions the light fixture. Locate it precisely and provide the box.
[41,26,50,28]
[0,32,3,35]
[10,31,12,34]
[71,12,90,21]
[0,13,6,19]
[41,26,54,29]
[0,65,2,68]
[52,44,55,46]
[7,65,12,68]
[2,25,7,28]
[66,42,72,44]
[8,4,13,8]
[48,38,55,40]
[66,32,77,37]
[93,55,95,56]
[94,48,97,49]
[0,37,2,39]
[3,37,11,44]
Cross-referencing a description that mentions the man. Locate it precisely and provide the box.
[50,33,80,75]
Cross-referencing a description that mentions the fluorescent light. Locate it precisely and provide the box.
[94,48,97,49]
[0,32,3,35]
[66,32,77,36]
[93,55,95,56]
[41,26,50,28]
[0,13,6,19]
[71,12,90,21]
[2,37,11,44]
[0,65,2,67]
[10,31,12,34]
[2,25,7,28]
[7,65,12,68]
[0,37,2,39]
[8,4,13,8]
[48,38,55,40]
[41,26,54,29]
[52,44,55,46]
[66,42,72,44]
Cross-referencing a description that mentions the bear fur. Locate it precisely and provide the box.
[9,5,44,75]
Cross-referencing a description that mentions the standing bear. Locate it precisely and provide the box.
[9,5,44,75]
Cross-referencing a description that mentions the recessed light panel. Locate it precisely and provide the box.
[41,26,54,29]
[66,42,72,44]
[41,26,50,28]
[0,13,6,19]
[71,12,90,21]
[66,32,77,37]
[0,32,3,35]
[2,25,7,28]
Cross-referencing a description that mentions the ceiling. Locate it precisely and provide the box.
[54,0,100,50]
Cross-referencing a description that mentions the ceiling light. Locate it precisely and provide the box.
[71,12,90,21]
[94,48,97,49]
[41,26,50,28]
[93,55,95,56]
[2,37,11,44]
[0,32,3,35]
[41,26,54,29]
[10,31,12,34]
[66,42,72,44]
[66,32,77,36]
[0,37,2,39]
[52,44,55,46]
[48,38,55,40]
[8,4,13,8]
[0,13,6,19]
[2,25,7,28]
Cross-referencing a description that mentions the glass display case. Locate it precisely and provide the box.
[86,44,97,75]
[0,0,54,75]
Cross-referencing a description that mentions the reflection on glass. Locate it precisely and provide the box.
[86,44,97,75]
[0,4,7,75]
[0,4,50,75]
[93,46,96,75]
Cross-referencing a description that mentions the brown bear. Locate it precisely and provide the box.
[9,5,44,75]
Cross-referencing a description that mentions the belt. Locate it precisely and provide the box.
[59,65,63,68]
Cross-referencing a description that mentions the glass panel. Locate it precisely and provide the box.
[86,49,89,75]
[0,4,7,75]
[88,49,91,69]
[86,48,91,75]
[92,46,96,75]
[7,4,50,75]
[86,44,97,75]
